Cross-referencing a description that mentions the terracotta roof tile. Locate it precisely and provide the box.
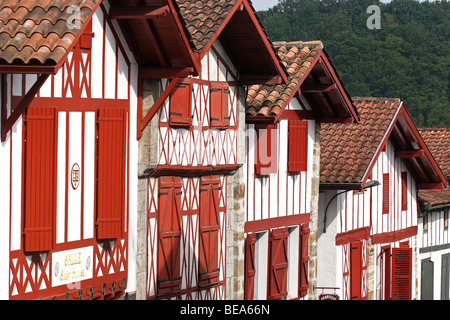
[175,0,237,52]
[320,97,402,184]
[418,128,450,179]
[418,188,450,207]
[246,41,323,117]
[0,0,100,66]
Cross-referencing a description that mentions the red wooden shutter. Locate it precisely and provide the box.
[382,173,390,214]
[79,19,93,50]
[198,175,221,288]
[245,233,257,300]
[157,176,182,295]
[169,81,192,127]
[210,83,230,129]
[299,224,310,297]
[391,247,412,300]
[96,108,126,239]
[288,120,308,172]
[268,228,289,300]
[401,171,407,211]
[255,124,277,175]
[350,241,363,300]
[23,107,56,252]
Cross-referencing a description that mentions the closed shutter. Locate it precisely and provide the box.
[299,224,310,297]
[210,83,230,129]
[382,173,390,214]
[288,120,308,172]
[350,241,362,300]
[421,259,434,300]
[157,176,182,295]
[268,228,289,300]
[169,81,192,127]
[245,233,257,300]
[96,108,126,239]
[23,107,56,252]
[392,247,412,300]
[401,171,407,211]
[198,175,221,288]
[255,124,277,175]
[79,19,93,50]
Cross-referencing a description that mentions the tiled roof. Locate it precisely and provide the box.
[175,0,237,52]
[246,41,323,117]
[320,97,401,184]
[418,188,450,207]
[418,128,450,179]
[0,0,99,66]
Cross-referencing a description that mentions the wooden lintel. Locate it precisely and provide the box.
[316,117,353,124]
[245,115,276,124]
[109,5,170,19]
[239,75,282,86]
[139,67,194,79]
[279,109,315,120]
[417,182,444,190]
[301,83,336,93]
[395,149,424,158]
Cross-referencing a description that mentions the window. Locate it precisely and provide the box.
[288,120,308,172]
[198,175,221,288]
[210,82,230,129]
[169,81,192,127]
[444,210,448,229]
[23,107,57,252]
[382,173,390,214]
[391,247,412,300]
[157,176,182,296]
[401,171,408,211]
[255,124,277,175]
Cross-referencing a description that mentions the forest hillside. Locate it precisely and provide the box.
[257,0,450,127]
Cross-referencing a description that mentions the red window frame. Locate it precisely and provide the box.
[169,80,192,127]
[210,82,230,129]
[288,120,308,172]
[157,176,183,296]
[382,173,390,214]
[255,123,278,175]
[401,171,408,211]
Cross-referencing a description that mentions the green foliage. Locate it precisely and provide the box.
[258,0,450,127]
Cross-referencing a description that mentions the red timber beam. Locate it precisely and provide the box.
[395,149,425,158]
[335,227,370,246]
[371,226,418,245]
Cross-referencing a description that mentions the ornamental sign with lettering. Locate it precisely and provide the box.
[52,246,93,287]
[71,163,80,190]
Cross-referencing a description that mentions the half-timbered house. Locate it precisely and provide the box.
[133,0,288,300]
[317,97,447,300]
[0,0,140,299]
[416,128,450,300]
[244,41,359,300]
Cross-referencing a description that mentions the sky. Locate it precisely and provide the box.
[251,0,427,11]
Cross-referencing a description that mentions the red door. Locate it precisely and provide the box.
[268,228,289,300]
[350,241,362,300]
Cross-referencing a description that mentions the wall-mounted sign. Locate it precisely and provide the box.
[71,163,80,190]
[52,246,93,287]
[319,294,339,300]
